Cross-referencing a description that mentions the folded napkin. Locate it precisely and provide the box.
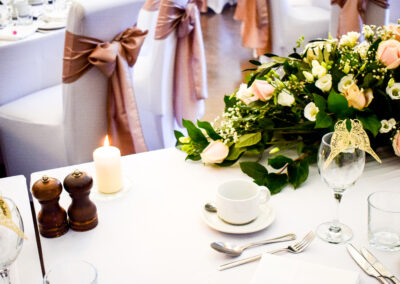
[0,24,38,41]
[251,254,359,284]
[41,10,67,23]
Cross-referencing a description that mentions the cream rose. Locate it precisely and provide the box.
[303,71,314,83]
[277,90,295,107]
[386,82,400,100]
[315,74,332,92]
[355,41,369,59]
[338,74,355,93]
[392,131,400,157]
[387,24,400,41]
[311,60,327,78]
[251,80,275,101]
[236,83,258,105]
[376,39,400,69]
[380,118,396,134]
[304,102,319,121]
[200,140,229,164]
[343,83,373,110]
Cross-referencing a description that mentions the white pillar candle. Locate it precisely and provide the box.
[93,136,123,194]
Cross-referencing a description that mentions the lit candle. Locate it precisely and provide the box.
[93,136,123,194]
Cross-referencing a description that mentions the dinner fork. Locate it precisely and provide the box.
[219,231,315,271]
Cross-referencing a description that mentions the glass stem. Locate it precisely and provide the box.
[0,268,11,284]
[330,191,343,233]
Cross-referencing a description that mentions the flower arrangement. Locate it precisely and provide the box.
[175,23,400,194]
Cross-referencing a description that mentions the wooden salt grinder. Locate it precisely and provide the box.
[31,176,69,238]
[63,170,98,231]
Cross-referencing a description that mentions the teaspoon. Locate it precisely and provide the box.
[211,233,296,256]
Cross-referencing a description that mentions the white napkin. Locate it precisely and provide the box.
[251,254,359,284]
[41,10,67,23]
[0,24,38,41]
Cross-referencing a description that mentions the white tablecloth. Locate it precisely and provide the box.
[30,148,400,284]
[0,175,42,283]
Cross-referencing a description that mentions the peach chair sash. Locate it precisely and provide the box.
[63,27,148,155]
[234,0,271,56]
[331,0,389,37]
[155,0,208,126]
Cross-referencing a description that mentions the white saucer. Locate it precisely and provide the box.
[37,20,66,30]
[91,177,132,201]
[202,203,276,234]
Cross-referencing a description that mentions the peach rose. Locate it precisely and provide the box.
[376,39,400,69]
[200,140,229,164]
[392,131,400,157]
[343,84,373,110]
[387,24,400,41]
[251,80,275,101]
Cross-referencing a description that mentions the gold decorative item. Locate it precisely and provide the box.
[0,196,27,239]
[324,119,382,169]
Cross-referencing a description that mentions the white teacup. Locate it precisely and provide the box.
[216,179,271,225]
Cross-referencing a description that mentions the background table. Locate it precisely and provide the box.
[30,148,400,283]
[0,175,42,283]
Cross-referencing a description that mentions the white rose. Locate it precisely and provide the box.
[303,71,314,83]
[380,118,397,133]
[236,83,258,105]
[355,41,370,59]
[338,74,355,93]
[311,60,327,78]
[304,102,319,121]
[200,140,229,164]
[315,74,332,92]
[339,32,360,47]
[386,82,400,100]
[277,90,295,107]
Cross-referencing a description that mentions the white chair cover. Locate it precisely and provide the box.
[0,0,144,178]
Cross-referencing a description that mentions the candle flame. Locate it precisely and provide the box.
[104,135,110,147]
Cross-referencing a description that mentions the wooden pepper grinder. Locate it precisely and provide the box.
[63,170,98,231]
[32,176,69,238]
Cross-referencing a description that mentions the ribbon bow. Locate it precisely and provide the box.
[155,0,208,126]
[63,27,148,155]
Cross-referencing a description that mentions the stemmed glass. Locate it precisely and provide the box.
[317,132,365,244]
[0,197,24,284]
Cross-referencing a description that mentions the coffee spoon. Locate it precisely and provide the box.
[211,233,297,256]
[204,202,217,213]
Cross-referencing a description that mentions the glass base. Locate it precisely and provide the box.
[317,221,353,244]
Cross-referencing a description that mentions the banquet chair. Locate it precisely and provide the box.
[330,1,389,38]
[0,0,145,178]
[269,0,330,56]
[206,0,236,14]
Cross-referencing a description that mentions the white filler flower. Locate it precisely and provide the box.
[338,74,355,93]
[315,74,332,92]
[277,90,295,107]
[386,83,400,100]
[380,118,396,133]
[304,102,319,121]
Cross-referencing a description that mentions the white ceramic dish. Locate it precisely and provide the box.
[202,202,276,234]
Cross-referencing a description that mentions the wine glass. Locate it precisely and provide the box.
[317,132,365,244]
[0,197,24,284]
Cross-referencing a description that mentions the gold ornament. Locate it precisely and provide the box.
[324,119,382,169]
[0,197,28,240]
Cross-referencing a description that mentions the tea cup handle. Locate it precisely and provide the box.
[259,187,271,204]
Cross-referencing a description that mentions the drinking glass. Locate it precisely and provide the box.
[316,132,365,244]
[368,191,400,251]
[0,197,25,284]
[13,1,32,25]
[43,260,97,284]
[0,6,10,29]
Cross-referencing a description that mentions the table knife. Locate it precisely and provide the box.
[361,247,400,284]
[346,244,390,284]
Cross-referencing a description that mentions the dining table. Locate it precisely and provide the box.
[15,147,398,283]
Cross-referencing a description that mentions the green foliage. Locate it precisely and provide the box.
[327,89,349,115]
[235,132,262,148]
[197,121,222,140]
[268,155,292,169]
[287,160,309,189]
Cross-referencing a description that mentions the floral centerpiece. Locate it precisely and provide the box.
[175,23,400,194]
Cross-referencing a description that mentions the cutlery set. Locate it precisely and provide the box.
[347,244,400,284]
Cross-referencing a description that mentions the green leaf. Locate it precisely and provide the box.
[240,162,268,185]
[313,94,326,112]
[327,89,349,114]
[224,95,237,109]
[264,173,288,195]
[197,120,222,140]
[249,59,261,66]
[287,160,309,189]
[182,119,208,146]
[174,130,184,140]
[315,111,333,128]
[268,155,292,169]
[356,114,381,137]
[185,155,201,161]
[226,146,246,161]
[236,132,262,148]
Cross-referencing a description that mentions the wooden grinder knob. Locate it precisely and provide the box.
[31,176,69,238]
[63,170,98,232]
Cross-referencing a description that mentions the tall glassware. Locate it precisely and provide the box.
[317,132,365,244]
[0,197,24,284]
